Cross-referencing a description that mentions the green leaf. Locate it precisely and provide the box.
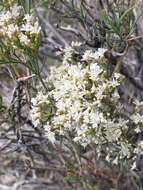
[0,59,19,65]
[119,6,134,24]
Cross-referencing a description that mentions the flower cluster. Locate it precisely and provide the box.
[30,42,143,167]
[0,3,41,48]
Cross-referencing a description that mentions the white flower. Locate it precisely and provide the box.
[131,162,136,170]
[45,131,56,143]
[82,48,107,62]
[0,4,23,24]
[63,46,74,64]
[110,79,120,87]
[138,141,143,149]
[82,50,94,61]
[2,11,12,22]
[44,123,56,143]
[30,45,132,149]
[0,25,7,36]
[31,21,41,34]
[134,99,143,107]
[90,112,104,128]
[0,3,41,48]
[97,48,107,57]
[10,4,23,18]
[33,119,41,127]
[71,41,82,47]
[112,157,118,165]
[19,33,30,45]
[21,23,32,33]
[21,20,41,34]
[89,63,102,80]
[132,113,143,124]
[7,24,19,38]
[67,64,87,80]
[113,72,121,80]
[24,14,34,23]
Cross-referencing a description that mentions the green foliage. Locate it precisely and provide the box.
[20,0,32,13]
[0,1,47,89]
[101,6,134,40]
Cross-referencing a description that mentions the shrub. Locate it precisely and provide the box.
[30,42,143,170]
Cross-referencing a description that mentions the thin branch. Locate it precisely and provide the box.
[36,9,69,47]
